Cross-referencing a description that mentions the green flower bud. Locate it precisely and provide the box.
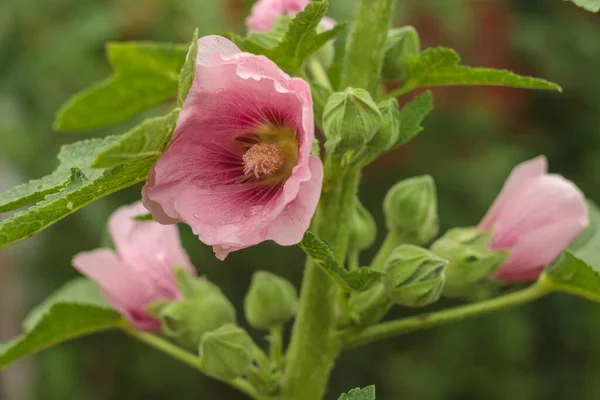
[354,98,401,166]
[348,197,377,253]
[174,267,222,299]
[383,175,439,245]
[430,227,507,299]
[382,244,447,307]
[382,26,420,81]
[159,280,236,349]
[244,271,298,330]
[323,88,382,156]
[199,324,254,380]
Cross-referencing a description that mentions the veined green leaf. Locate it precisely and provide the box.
[570,201,600,267]
[24,278,108,331]
[394,91,434,148]
[299,231,383,292]
[543,251,600,303]
[93,109,179,168]
[226,1,345,73]
[55,42,187,131]
[0,279,121,370]
[0,136,147,248]
[178,29,199,106]
[338,386,376,400]
[399,47,561,94]
[0,139,105,213]
[568,0,600,12]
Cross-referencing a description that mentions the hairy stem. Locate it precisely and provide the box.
[340,0,397,93]
[337,277,553,348]
[369,230,402,271]
[280,168,360,400]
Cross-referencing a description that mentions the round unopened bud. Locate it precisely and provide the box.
[355,98,401,166]
[174,267,222,299]
[383,244,447,307]
[159,292,236,349]
[244,271,298,330]
[199,324,254,380]
[382,26,420,81]
[383,175,439,245]
[348,198,377,253]
[323,88,382,156]
[430,227,507,299]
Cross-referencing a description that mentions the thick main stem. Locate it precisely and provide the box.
[280,168,360,400]
[340,0,397,93]
[338,277,553,348]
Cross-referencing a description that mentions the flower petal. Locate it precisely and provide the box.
[72,249,160,331]
[109,201,194,299]
[479,156,547,230]
[488,174,588,250]
[493,218,588,282]
[196,35,241,67]
[267,156,323,245]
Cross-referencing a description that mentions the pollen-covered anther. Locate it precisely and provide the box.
[243,143,285,178]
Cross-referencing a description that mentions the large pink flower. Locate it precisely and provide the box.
[246,0,335,32]
[72,201,194,331]
[480,156,588,282]
[142,35,323,260]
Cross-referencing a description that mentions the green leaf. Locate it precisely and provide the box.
[55,42,187,131]
[178,29,199,106]
[400,47,561,93]
[338,385,376,400]
[0,136,152,249]
[227,1,345,73]
[92,109,179,168]
[0,279,122,370]
[570,201,600,266]
[0,137,116,213]
[568,0,600,12]
[543,251,600,303]
[394,91,434,148]
[299,231,383,292]
[23,278,109,331]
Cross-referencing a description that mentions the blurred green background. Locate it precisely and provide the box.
[1,0,600,399]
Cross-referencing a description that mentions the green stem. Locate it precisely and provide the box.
[370,231,402,271]
[387,82,416,98]
[269,326,284,368]
[338,277,553,348]
[340,0,397,93]
[280,169,361,400]
[307,57,333,91]
[123,328,261,399]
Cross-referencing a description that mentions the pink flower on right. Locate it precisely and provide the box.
[480,156,589,283]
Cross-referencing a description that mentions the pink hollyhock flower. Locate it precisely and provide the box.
[480,156,588,282]
[246,0,335,32]
[142,35,323,260]
[72,201,194,331]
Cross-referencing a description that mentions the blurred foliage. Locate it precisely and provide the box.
[1,0,600,399]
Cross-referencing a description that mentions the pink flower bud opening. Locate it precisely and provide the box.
[72,201,195,331]
[479,156,589,283]
[142,35,323,260]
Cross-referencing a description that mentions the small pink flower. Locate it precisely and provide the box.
[480,156,588,282]
[72,201,194,331]
[246,0,336,32]
[142,35,323,260]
